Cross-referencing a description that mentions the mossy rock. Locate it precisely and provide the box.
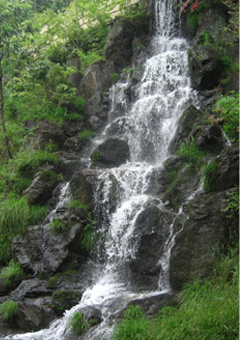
[51,290,82,316]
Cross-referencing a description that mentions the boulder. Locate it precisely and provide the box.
[70,169,97,210]
[195,124,225,152]
[9,279,51,301]
[91,138,130,168]
[24,170,62,205]
[80,61,115,101]
[169,105,204,154]
[213,145,239,192]
[62,121,84,137]
[169,190,230,290]
[188,45,222,90]
[129,204,174,290]
[12,300,53,331]
[12,224,83,277]
[59,152,89,180]
[26,120,65,150]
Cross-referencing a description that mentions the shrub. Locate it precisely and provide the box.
[0,261,24,289]
[69,311,88,335]
[176,138,206,169]
[68,200,88,210]
[214,92,239,143]
[202,160,218,191]
[0,301,19,323]
[111,305,149,340]
[16,150,59,178]
[50,219,68,233]
[81,213,97,252]
[0,196,48,263]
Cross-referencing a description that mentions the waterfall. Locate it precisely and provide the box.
[3,1,196,339]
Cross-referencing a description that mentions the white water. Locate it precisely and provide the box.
[3,1,197,339]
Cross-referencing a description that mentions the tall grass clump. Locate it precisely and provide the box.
[0,301,19,323]
[0,261,24,289]
[68,311,88,335]
[176,138,206,169]
[111,305,150,340]
[0,196,48,263]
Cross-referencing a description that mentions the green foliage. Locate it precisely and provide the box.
[202,160,218,191]
[111,305,149,340]
[44,142,59,153]
[176,138,206,169]
[120,2,150,35]
[39,170,63,182]
[214,92,239,143]
[113,249,238,340]
[81,213,97,252]
[68,200,88,210]
[111,72,121,83]
[0,260,24,289]
[187,13,200,31]
[0,196,48,263]
[69,311,88,336]
[16,150,59,178]
[50,219,68,233]
[0,301,19,323]
[77,129,96,140]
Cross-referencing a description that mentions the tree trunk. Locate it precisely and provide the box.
[0,58,12,159]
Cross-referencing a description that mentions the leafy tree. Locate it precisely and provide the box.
[0,0,31,159]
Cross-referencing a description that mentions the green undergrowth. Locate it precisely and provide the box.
[69,311,88,336]
[0,196,48,264]
[176,138,206,169]
[81,213,98,252]
[50,219,68,233]
[0,301,19,323]
[0,260,24,289]
[112,246,239,340]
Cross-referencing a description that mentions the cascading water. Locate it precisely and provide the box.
[3,1,197,339]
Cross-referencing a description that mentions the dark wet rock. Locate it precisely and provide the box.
[51,290,82,316]
[70,169,97,210]
[188,45,222,90]
[62,121,84,137]
[84,91,102,118]
[63,136,91,153]
[195,124,225,152]
[129,204,174,289]
[170,190,230,290]
[12,224,83,277]
[81,306,102,325]
[88,115,104,131]
[59,152,89,180]
[163,157,201,211]
[213,145,239,192]
[80,61,115,101]
[23,170,62,205]
[169,105,205,154]
[91,138,130,168]
[127,292,178,315]
[25,120,65,150]
[12,300,54,331]
[9,279,51,301]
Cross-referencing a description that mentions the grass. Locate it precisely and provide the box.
[68,200,88,210]
[69,311,88,335]
[202,160,218,191]
[77,129,96,140]
[0,261,24,289]
[112,247,239,340]
[50,219,68,233]
[0,301,19,323]
[0,196,48,264]
[176,138,206,169]
[81,213,97,252]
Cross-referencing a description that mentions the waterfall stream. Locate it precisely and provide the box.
[3,1,197,339]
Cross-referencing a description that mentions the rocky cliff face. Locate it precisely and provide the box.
[0,1,238,333]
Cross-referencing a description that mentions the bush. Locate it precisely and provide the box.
[0,196,48,263]
[176,138,206,169]
[0,301,19,323]
[77,129,95,140]
[111,305,149,340]
[0,261,24,289]
[50,219,68,233]
[69,311,88,335]
[214,92,239,143]
[202,160,218,191]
